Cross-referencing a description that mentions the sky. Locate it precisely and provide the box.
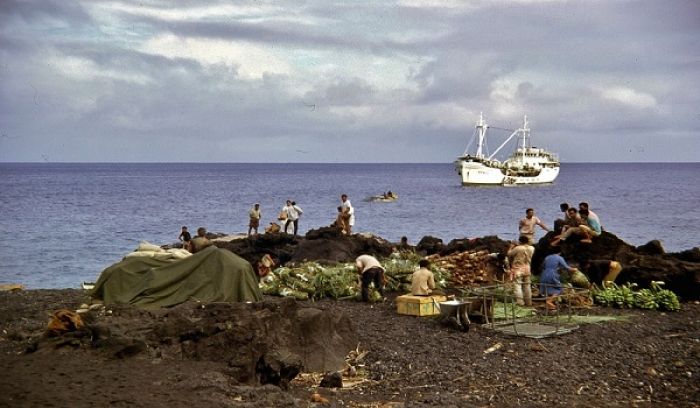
[0,0,698,163]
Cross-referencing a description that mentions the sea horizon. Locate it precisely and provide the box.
[2,161,699,164]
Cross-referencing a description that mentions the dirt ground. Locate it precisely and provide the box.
[0,289,699,407]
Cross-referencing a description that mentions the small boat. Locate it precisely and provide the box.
[454,113,560,186]
[367,192,398,202]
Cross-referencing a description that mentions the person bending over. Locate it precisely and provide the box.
[355,254,385,302]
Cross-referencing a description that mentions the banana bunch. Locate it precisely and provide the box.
[591,281,681,311]
[634,288,658,310]
[650,281,681,311]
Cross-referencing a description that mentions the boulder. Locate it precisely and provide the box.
[416,236,444,255]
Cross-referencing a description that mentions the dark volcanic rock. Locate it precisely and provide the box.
[671,247,700,263]
[416,236,444,255]
[216,227,395,266]
[443,235,510,256]
[148,298,357,384]
[530,231,700,300]
[216,229,700,300]
[637,240,666,255]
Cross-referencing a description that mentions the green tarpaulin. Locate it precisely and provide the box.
[92,246,263,308]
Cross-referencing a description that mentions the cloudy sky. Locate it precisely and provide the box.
[0,0,698,163]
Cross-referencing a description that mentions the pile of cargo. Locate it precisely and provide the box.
[425,249,499,286]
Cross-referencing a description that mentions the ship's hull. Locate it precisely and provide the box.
[455,159,559,185]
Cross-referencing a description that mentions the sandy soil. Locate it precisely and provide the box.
[1,289,699,407]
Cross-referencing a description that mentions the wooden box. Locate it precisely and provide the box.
[396,294,447,317]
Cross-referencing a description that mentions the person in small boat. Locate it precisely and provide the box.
[518,208,550,244]
[411,259,436,296]
[540,246,578,310]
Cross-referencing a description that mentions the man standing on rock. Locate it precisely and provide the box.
[507,235,535,306]
[340,194,355,234]
[248,203,261,236]
[519,208,550,244]
[355,254,385,302]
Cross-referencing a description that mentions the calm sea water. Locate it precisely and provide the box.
[1,162,698,289]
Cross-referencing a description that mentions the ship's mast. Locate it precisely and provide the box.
[521,115,530,159]
[475,112,487,158]
[487,114,532,160]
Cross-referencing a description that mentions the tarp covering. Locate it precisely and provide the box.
[92,246,263,308]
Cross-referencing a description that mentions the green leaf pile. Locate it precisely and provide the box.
[259,253,452,301]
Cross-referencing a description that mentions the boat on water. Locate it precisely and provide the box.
[454,113,560,186]
[367,191,398,202]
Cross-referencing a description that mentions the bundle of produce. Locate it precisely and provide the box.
[259,253,451,300]
[260,262,358,300]
[425,249,496,287]
[591,281,681,311]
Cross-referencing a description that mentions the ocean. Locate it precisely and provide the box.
[1,162,698,289]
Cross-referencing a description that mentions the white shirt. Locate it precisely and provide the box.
[284,204,299,221]
[341,200,355,226]
[355,255,383,273]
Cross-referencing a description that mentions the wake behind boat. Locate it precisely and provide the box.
[455,113,560,186]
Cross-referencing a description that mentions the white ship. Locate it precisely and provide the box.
[454,113,560,186]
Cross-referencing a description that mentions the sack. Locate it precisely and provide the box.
[278,211,287,221]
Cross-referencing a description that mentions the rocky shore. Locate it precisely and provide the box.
[1,229,699,407]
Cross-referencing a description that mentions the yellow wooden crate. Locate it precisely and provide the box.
[396,294,447,317]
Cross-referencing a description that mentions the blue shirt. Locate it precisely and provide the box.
[586,214,601,234]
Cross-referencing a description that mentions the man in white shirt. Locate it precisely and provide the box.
[340,194,355,234]
[518,208,550,244]
[282,200,303,236]
[355,254,384,302]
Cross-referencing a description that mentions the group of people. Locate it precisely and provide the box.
[177,226,212,253]
[181,198,616,310]
[508,202,616,310]
[247,194,356,237]
[551,202,602,246]
[517,202,603,246]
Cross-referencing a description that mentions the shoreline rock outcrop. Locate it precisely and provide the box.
[215,228,700,300]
